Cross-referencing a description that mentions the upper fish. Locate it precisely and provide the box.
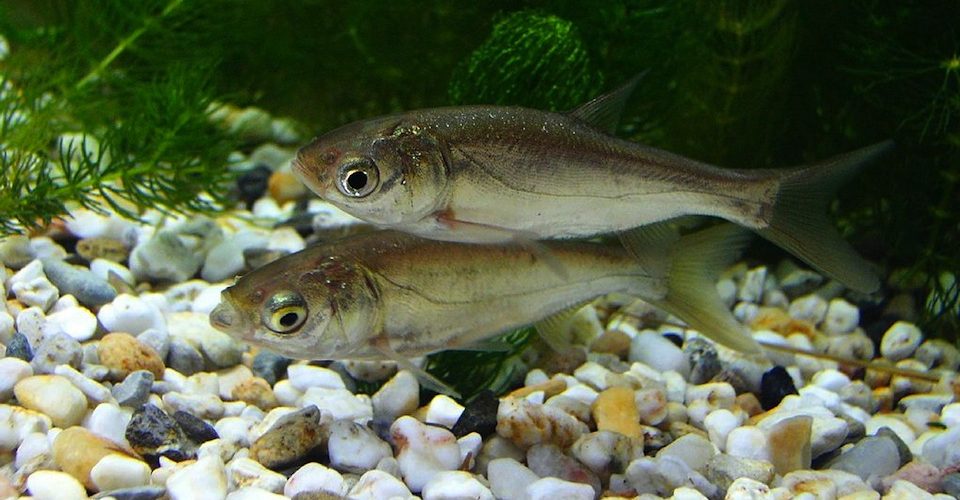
[293,76,892,293]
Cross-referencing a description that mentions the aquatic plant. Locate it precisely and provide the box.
[0,0,238,235]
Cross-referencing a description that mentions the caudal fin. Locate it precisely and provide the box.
[620,223,760,353]
[759,141,894,293]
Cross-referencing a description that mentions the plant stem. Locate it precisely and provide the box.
[75,0,185,90]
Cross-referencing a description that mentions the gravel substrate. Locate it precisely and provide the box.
[2,138,959,500]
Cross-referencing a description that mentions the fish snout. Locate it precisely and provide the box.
[210,299,242,332]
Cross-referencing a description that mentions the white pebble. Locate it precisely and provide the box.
[422,471,494,500]
[391,415,462,492]
[90,258,135,286]
[942,403,960,428]
[215,417,253,447]
[725,426,770,462]
[822,298,859,335]
[526,477,595,500]
[573,362,615,391]
[14,431,49,469]
[85,403,133,447]
[27,470,87,500]
[91,453,151,491]
[327,419,392,473]
[788,293,828,324]
[66,208,135,240]
[0,358,32,402]
[488,458,540,500]
[46,306,98,341]
[629,330,690,378]
[738,266,767,303]
[300,387,372,423]
[226,487,288,500]
[227,457,288,493]
[880,321,924,361]
[7,259,44,287]
[716,278,737,308]
[704,409,741,451]
[272,380,302,407]
[348,469,413,500]
[266,227,305,253]
[49,293,79,313]
[287,364,346,391]
[163,391,225,419]
[458,432,483,468]
[733,301,759,324]
[54,364,112,404]
[425,394,465,428]
[166,455,228,500]
[98,293,166,335]
[0,310,13,344]
[0,404,52,451]
[811,369,852,393]
[284,462,347,497]
[12,276,59,311]
[193,283,228,315]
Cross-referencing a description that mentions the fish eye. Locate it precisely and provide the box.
[337,158,379,198]
[262,291,307,334]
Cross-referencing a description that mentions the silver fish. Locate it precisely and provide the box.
[293,78,891,293]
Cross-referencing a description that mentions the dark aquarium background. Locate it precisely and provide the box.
[1,0,957,388]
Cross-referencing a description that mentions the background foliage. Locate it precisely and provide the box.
[1,1,957,388]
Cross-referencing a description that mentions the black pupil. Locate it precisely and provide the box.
[279,311,300,328]
[346,170,368,191]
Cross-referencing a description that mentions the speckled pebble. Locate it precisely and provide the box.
[15,374,88,427]
[125,404,196,463]
[250,405,326,469]
[30,331,83,374]
[497,396,588,449]
[77,237,129,263]
[227,456,288,493]
[232,377,279,410]
[703,453,774,493]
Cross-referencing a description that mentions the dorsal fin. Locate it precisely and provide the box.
[567,70,648,134]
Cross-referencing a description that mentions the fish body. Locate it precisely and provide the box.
[294,80,892,293]
[210,225,757,362]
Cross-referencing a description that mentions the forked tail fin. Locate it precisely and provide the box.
[758,141,894,293]
[620,223,760,353]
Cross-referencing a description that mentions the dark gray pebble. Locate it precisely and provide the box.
[166,338,204,376]
[826,435,899,480]
[759,366,797,410]
[452,390,498,438]
[125,404,195,465]
[875,426,912,466]
[172,410,219,444]
[684,338,721,385]
[6,331,33,361]
[40,257,117,307]
[92,486,166,500]
[30,331,82,374]
[112,370,155,408]
[252,350,292,386]
[236,164,272,208]
[137,328,170,361]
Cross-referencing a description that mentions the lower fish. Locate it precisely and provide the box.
[210,224,757,393]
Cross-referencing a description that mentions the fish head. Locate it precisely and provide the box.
[209,251,382,360]
[294,115,449,227]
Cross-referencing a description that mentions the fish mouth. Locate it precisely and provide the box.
[209,295,249,336]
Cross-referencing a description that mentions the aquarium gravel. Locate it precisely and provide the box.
[1,134,959,500]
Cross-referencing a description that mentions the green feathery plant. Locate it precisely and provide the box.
[0,0,239,236]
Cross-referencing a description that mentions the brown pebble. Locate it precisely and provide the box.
[507,378,567,399]
[250,406,327,470]
[76,237,130,263]
[735,393,764,417]
[668,422,709,440]
[589,330,631,358]
[766,415,812,474]
[232,377,278,410]
[592,386,641,439]
[98,333,165,380]
[53,427,138,490]
[268,170,308,204]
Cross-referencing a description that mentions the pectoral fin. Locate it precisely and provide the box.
[620,223,760,353]
[370,336,462,399]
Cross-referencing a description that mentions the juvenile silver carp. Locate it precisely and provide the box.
[209,225,757,376]
[293,79,891,293]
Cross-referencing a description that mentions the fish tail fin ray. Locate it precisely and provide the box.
[621,223,760,353]
[759,141,893,293]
